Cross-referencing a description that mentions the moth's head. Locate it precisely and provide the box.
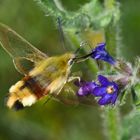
[59,41,96,66]
[60,53,76,66]
[60,50,94,66]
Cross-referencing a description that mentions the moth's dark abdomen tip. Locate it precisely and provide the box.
[13,100,24,111]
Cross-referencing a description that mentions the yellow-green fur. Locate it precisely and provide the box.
[30,53,75,94]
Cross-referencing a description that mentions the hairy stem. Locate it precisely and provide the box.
[103,107,121,140]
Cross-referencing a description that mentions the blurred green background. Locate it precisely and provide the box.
[0,0,140,140]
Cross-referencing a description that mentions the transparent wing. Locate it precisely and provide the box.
[0,23,48,75]
[54,82,97,106]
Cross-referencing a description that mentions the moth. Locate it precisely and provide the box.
[0,23,96,110]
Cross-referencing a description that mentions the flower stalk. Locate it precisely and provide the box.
[103,107,121,140]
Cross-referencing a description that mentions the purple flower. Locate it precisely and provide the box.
[92,75,119,105]
[91,43,116,65]
[75,75,119,105]
[75,80,98,96]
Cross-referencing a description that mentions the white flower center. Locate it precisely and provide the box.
[106,86,115,94]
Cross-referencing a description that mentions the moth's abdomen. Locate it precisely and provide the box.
[6,76,46,110]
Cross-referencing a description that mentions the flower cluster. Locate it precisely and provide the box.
[76,75,119,105]
[75,43,133,106]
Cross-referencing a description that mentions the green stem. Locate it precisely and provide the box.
[103,0,121,139]
[103,107,121,140]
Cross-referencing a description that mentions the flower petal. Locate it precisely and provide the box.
[96,43,106,50]
[92,87,106,96]
[91,43,116,65]
[98,75,110,86]
[111,92,118,104]
[112,82,119,91]
[102,54,116,65]
[98,94,112,105]
[87,82,98,91]
[77,87,86,96]
[77,82,97,96]
[93,54,101,59]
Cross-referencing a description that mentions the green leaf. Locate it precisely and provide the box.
[132,84,140,106]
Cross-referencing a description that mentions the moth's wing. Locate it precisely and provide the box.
[54,82,97,106]
[0,23,48,75]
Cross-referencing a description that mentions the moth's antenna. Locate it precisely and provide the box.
[57,17,66,51]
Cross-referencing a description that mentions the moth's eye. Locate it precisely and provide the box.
[68,59,74,65]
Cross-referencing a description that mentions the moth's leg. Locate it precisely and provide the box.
[67,71,82,83]
[67,76,81,83]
